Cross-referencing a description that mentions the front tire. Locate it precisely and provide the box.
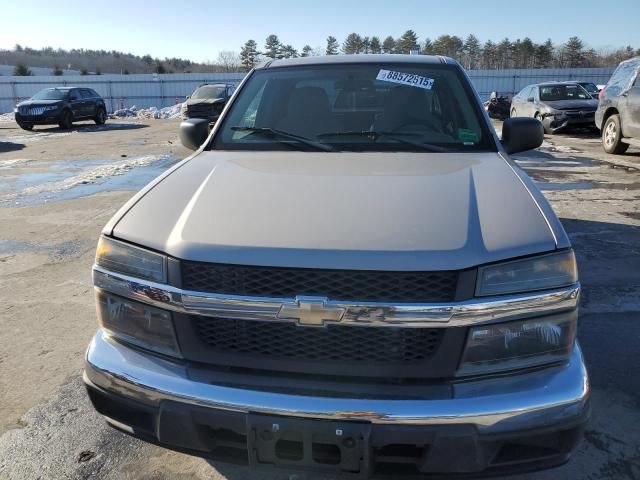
[602,114,629,154]
[58,110,73,130]
[94,108,107,125]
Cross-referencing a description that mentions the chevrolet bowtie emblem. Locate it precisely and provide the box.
[277,296,345,327]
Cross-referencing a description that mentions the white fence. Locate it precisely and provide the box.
[0,72,246,114]
[466,67,615,100]
[0,67,615,114]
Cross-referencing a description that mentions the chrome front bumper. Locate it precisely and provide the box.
[85,329,589,434]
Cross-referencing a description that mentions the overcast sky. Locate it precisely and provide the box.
[2,0,639,62]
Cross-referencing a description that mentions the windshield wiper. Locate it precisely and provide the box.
[317,130,450,152]
[231,126,334,152]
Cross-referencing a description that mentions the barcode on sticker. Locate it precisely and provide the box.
[376,70,434,90]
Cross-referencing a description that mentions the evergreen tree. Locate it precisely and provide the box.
[496,38,512,68]
[432,35,463,59]
[481,40,498,69]
[342,33,364,54]
[264,34,282,59]
[421,38,434,55]
[281,45,298,58]
[154,62,166,74]
[534,39,555,68]
[13,63,32,76]
[361,37,371,54]
[240,39,259,71]
[52,65,63,76]
[463,34,481,69]
[369,36,382,54]
[80,68,88,75]
[382,36,396,54]
[301,45,313,57]
[325,36,339,55]
[396,30,419,54]
[563,36,584,68]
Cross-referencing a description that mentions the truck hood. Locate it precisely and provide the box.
[111,151,557,270]
[17,99,64,107]
[185,98,225,106]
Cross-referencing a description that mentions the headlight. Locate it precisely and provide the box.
[13,107,18,113]
[476,250,577,297]
[95,236,166,283]
[457,314,576,376]
[97,291,180,357]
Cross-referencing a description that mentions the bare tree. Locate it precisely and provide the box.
[217,51,241,72]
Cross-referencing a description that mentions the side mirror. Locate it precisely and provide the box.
[527,96,535,102]
[180,118,210,151]
[501,117,544,155]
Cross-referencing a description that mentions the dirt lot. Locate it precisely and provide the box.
[0,118,638,480]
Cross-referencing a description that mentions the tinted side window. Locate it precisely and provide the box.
[81,89,93,98]
[528,87,536,99]
[68,90,80,100]
[90,89,100,98]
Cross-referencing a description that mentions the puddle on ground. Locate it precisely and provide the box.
[0,154,180,206]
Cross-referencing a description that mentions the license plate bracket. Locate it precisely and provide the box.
[247,414,371,475]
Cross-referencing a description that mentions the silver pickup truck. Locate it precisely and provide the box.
[84,55,589,477]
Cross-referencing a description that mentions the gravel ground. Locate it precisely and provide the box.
[0,119,638,480]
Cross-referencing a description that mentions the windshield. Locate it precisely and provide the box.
[213,63,495,152]
[31,89,68,100]
[579,82,598,94]
[192,85,226,100]
[539,84,592,101]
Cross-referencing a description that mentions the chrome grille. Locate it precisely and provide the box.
[181,262,459,303]
[564,109,595,118]
[20,106,47,116]
[186,103,223,119]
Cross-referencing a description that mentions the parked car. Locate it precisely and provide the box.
[14,87,107,131]
[510,82,598,133]
[86,55,588,478]
[595,56,640,154]
[181,83,235,123]
[574,81,601,99]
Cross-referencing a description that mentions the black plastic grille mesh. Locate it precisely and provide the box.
[181,262,458,302]
[193,317,443,363]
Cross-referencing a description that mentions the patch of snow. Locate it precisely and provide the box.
[0,131,74,143]
[112,103,183,120]
[538,140,581,154]
[1,154,172,205]
[0,112,16,123]
[23,155,170,194]
[0,158,33,168]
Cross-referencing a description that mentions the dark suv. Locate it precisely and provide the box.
[181,83,235,123]
[595,57,640,154]
[14,87,107,131]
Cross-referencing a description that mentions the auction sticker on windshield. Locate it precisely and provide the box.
[376,70,434,90]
